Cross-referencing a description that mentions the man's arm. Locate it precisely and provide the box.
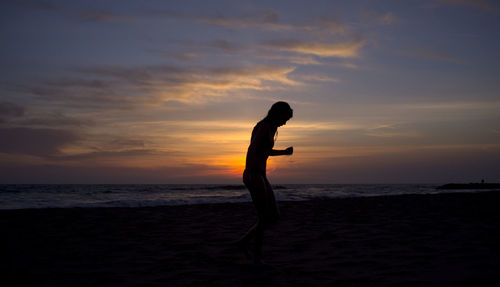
[270,146,293,156]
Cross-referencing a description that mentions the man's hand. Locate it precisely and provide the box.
[285,146,294,155]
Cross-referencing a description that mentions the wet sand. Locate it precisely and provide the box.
[3,191,500,286]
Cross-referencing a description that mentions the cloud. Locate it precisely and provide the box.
[208,39,242,52]
[159,51,200,62]
[1,74,141,110]
[362,11,397,25]
[184,39,327,66]
[317,17,346,33]
[262,38,365,58]
[3,63,300,115]
[293,74,340,83]
[177,39,248,55]
[288,121,364,131]
[365,129,422,138]
[207,65,299,86]
[0,102,24,122]
[76,64,299,104]
[54,149,158,161]
[160,8,346,34]
[338,62,360,69]
[0,163,238,184]
[107,138,146,149]
[254,53,323,65]
[30,82,142,109]
[194,9,287,30]
[28,2,349,34]
[3,145,499,184]
[153,8,284,30]
[19,112,94,127]
[0,127,79,156]
[7,62,299,113]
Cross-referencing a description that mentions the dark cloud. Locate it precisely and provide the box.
[0,102,25,121]
[209,39,242,52]
[27,5,276,28]
[26,2,348,34]
[194,9,282,30]
[0,98,92,129]
[0,163,235,184]
[155,8,283,30]
[108,138,146,149]
[31,85,135,109]
[44,78,109,89]
[27,72,157,109]
[0,127,79,156]
[53,149,157,161]
[29,77,131,108]
[4,61,297,112]
[73,63,297,102]
[77,65,182,85]
[20,112,94,127]
[191,10,347,34]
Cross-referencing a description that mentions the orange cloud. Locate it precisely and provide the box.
[255,54,323,65]
[263,39,365,58]
[156,65,299,103]
[28,64,300,107]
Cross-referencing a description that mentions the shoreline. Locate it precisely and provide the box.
[1,187,495,211]
[3,191,500,286]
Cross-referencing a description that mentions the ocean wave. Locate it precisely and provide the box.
[0,184,454,210]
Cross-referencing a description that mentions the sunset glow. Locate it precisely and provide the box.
[1,0,499,183]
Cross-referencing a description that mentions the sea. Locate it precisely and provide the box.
[0,183,493,210]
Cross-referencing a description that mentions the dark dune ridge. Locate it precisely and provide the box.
[3,191,500,286]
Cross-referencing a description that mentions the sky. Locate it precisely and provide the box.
[1,0,499,184]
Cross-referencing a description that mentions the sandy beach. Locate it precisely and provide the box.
[3,191,499,286]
